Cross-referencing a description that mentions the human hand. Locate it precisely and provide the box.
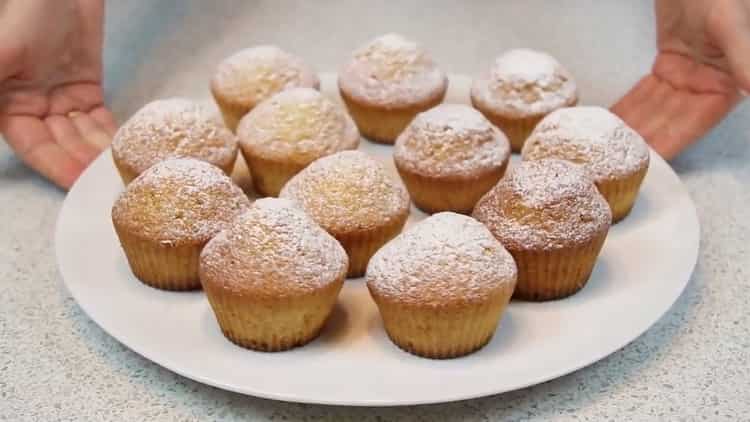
[612,0,750,160]
[0,0,116,189]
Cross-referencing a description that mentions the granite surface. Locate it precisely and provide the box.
[1,1,749,420]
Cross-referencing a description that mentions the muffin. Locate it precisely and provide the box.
[367,212,517,358]
[200,198,348,351]
[210,45,320,132]
[111,98,239,184]
[236,88,360,197]
[394,104,511,214]
[521,106,650,222]
[111,158,251,290]
[338,33,448,144]
[471,49,578,152]
[280,150,410,277]
[473,159,611,301]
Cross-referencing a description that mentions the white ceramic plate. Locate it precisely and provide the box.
[55,74,699,406]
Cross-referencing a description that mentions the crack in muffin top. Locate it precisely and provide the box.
[199,198,348,297]
[280,150,410,234]
[473,159,611,251]
[111,158,251,245]
[471,49,577,118]
[237,88,359,165]
[111,98,238,176]
[394,104,511,179]
[338,33,448,108]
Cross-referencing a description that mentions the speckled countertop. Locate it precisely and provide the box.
[1,1,749,420]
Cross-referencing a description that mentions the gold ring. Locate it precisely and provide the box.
[67,111,82,118]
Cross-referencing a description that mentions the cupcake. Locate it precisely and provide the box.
[111,158,251,290]
[280,150,410,277]
[473,159,611,301]
[200,198,348,351]
[236,88,360,197]
[111,98,239,184]
[210,45,320,132]
[394,104,511,214]
[366,212,517,358]
[471,49,578,152]
[521,106,650,222]
[338,33,448,144]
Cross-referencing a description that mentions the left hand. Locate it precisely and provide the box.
[612,0,750,160]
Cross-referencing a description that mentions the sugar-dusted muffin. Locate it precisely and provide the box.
[236,88,360,197]
[338,33,448,144]
[367,212,517,358]
[394,104,511,214]
[112,158,251,290]
[280,151,410,277]
[210,45,320,132]
[199,198,348,351]
[471,49,578,152]
[111,98,239,184]
[473,159,611,301]
[521,106,650,222]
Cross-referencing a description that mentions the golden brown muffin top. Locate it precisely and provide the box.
[210,45,320,108]
[236,88,359,165]
[473,159,611,251]
[522,106,650,182]
[338,33,448,108]
[111,158,250,245]
[366,212,517,306]
[280,151,410,235]
[471,49,577,118]
[199,198,348,297]
[394,104,510,179]
[111,98,238,177]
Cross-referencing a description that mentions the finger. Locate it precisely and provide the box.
[0,42,24,82]
[611,76,661,122]
[708,1,750,92]
[45,115,101,164]
[88,106,118,136]
[0,115,85,189]
[70,112,112,150]
[646,93,734,159]
[614,77,674,134]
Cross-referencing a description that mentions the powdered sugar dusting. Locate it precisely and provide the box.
[199,198,348,295]
[111,98,238,176]
[279,151,410,234]
[394,104,510,178]
[211,45,320,106]
[237,88,359,165]
[338,33,447,107]
[111,158,251,244]
[471,49,577,117]
[473,159,611,251]
[366,212,517,305]
[522,106,650,180]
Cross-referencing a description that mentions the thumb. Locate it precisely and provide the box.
[709,1,750,93]
[0,42,23,83]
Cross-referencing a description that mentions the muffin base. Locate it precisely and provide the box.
[334,213,409,278]
[596,165,649,223]
[340,90,446,144]
[471,97,578,153]
[369,283,515,359]
[241,151,305,197]
[395,161,509,214]
[201,274,345,352]
[112,152,238,185]
[113,228,203,290]
[510,230,608,301]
